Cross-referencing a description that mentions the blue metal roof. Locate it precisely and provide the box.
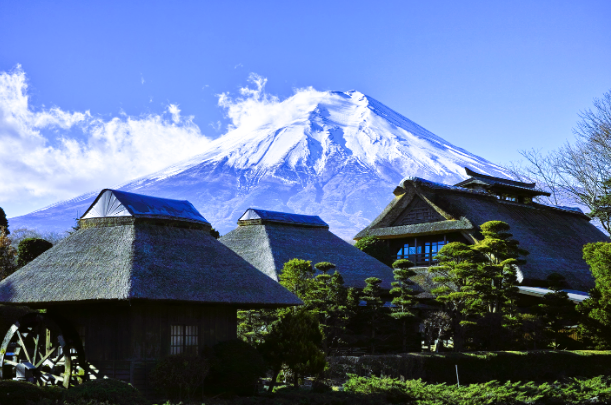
[238,208,328,227]
[82,189,210,224]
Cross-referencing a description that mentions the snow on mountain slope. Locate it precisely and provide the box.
[10,89,513,239]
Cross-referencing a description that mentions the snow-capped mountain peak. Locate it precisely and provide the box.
[10,89,512,239]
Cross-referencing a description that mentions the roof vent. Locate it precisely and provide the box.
[238,209,328,227]
[81,189,210,224]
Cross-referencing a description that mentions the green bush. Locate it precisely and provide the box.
[344,375,611,404]
[354,236,392,266]
[17,238,53,267]
[205,339,267,396]
[326,350,611,385]
[0,380,53,405]
[149,353,209,401]
[62,378,147,405]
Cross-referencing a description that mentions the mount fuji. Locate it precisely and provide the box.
[10,90,513,239]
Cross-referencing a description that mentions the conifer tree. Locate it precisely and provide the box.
[430,242,483,350]
[278,258,315,306]
[390,259,417,352]
[472,221,526,315]
[258,309,326,389]
[362,277,383,354]
[536,273,578,348]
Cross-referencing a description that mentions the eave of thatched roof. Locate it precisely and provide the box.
[0,217,302,307]
[221,221,395,289]
[354,218,474,239]
[355,176,608,292]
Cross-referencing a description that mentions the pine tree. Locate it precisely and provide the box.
[278,258,315,305]
[0,208,8,235]
[430,242,483,350]
[472,221,527,315]
[0,227,16,280]
[578,242,611,348]
[361,277,384,354]
[258,309,326,389]
[390,259,417,353]
[536,273,578,348]
[237,309,278,345]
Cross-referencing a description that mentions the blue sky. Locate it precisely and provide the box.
[0,0,610,217]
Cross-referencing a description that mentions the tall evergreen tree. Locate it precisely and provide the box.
[361,277,384,354]
[390,259,417,352]
[578,242,611,348]
[472,221,526,315]
[430,242,483,350]
[0,208,8,235]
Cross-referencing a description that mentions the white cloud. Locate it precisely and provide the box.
[217,73,323,134]
[0,66,211,213]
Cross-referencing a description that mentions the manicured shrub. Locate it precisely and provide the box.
[205,339,267,396]
[0,380,51,405]
[62,378,147,405]
[149,353,209,401]
[326,350,611,385]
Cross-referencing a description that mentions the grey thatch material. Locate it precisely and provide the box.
[356,175,609,292]
[455,167,551,197]
[220,212,396,289]
[0,193,301,307]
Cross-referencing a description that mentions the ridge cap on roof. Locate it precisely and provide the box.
[238,208,328,227]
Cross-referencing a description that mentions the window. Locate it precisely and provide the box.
[171,325,198,355]
[424,240,446,262]
[397,244,421,260]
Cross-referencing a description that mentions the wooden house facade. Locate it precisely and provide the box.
[0,190,301,392]
[354,168,608,292]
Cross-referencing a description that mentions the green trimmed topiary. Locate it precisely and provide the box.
[205,339,267,396]
[62,378,147,405]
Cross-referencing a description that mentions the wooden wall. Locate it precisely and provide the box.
[49,300,237,394]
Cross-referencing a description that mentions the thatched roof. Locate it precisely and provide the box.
[220,209,395,289]
[355,174,608,291]
[0,190,301,307]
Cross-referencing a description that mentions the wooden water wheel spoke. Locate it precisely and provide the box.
[15,331,32,363]
[0,313,91,388]
[35,346,57,368]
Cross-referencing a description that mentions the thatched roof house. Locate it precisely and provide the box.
[0,189,301,307]
[0,190,301,392]
[355,169,608,291]
[220,208,395,289]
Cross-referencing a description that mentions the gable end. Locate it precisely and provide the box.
[392,197,445,226]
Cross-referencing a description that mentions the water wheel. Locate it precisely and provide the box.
[0,313,99,388]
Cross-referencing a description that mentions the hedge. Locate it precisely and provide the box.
[326,350,611,384]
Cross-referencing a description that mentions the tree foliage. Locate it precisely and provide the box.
[0,227,16,280]
[17,238,53,268]
[0,208,8,235]
[390,259,417,352]
[362,277,384,354]
[259,309,326,389]
[355,236,392,266]
[536,273,578,348]
[516,89,611,233]
[578,242,611,348]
